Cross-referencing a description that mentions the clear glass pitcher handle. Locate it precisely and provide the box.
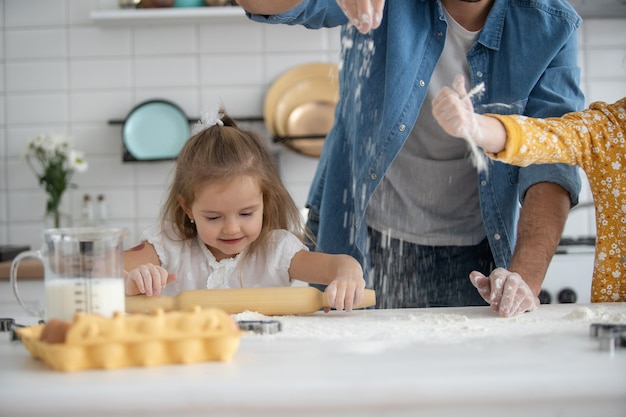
[10,250,44,319]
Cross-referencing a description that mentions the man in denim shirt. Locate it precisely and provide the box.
[238,0,583,316]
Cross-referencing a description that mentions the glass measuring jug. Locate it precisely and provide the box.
[10,227,126,322]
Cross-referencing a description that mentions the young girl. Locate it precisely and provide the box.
[124,111,365,311]
[432,74,625,304]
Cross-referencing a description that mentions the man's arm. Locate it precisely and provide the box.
[509,182,571,296]
[235,0,302,15]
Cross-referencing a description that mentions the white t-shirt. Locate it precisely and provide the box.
[366,6,485,246]
[142,223,308,295]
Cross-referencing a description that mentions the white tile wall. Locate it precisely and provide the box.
[0,0,624,252]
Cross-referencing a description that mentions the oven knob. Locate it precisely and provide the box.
[538,289,552,304]
[557,288,577,303]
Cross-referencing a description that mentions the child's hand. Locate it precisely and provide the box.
[124,264,176,296]
[324,256,365,312]
[432,74,482,143]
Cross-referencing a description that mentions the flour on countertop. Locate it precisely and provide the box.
[563,305,626,322]
[232,305,626,353]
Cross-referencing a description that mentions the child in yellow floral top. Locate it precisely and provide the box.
[432,75,625,303]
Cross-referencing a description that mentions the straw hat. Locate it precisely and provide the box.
[264,63,339,157]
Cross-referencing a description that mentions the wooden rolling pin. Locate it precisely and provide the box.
[125,286,376,315]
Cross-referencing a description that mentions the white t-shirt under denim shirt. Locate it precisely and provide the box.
[367,7,485,246]
[142,222,308,296]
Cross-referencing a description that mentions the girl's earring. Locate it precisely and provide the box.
[190,218,195,224]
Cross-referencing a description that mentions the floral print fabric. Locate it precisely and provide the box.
[489,98,626,302]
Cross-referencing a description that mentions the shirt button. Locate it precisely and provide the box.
[370,173,377,180]
[476,71,483,78]
[399,124,406,132]
[494,233,501,240]
[437,31,443,37]
[419,80,425,87]
[481,180,487,186]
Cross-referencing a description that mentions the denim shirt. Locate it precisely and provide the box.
[247,0,584,272]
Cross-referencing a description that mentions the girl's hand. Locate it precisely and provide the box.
[336,0,385,34]
[324,256,365,312]
[431,74,483,142]
[469,269,539,318]
[124,264,176,296]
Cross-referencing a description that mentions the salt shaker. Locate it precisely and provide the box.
[79,194,95,226]
[97,194,109,225]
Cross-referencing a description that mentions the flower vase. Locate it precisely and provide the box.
[44,206,72,229]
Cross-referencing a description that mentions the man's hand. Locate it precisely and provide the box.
[336,0,385,33]
[470,268,539,317]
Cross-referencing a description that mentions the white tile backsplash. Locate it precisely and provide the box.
[264,24,334,52]
[586,79,626,104]
[199,84,264,118]
[200,55,264,86]
[132,88,199,117]
[199,23,263,54]
[583,20,626,47]
[6,61,68,92]
[5,29,67,60]
[6,94,68,125]
[0,95,4,125]
[0,4,624,251]
[69,59,132,90]
[586,49,626,78]
[69,27,132,57]
[69,91,131,122]
[6,157,38,189]
[70,124,124,156]
[134,56,198,87]
[0,130,5,160]
[68,0,94,25]
[6,125,69,157]
[5,0,66,28]
[134,26,198,55]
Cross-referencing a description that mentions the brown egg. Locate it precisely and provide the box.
[40,319,71,344]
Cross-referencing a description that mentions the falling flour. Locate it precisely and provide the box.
[462,82,489,173]
[340,25,375,114]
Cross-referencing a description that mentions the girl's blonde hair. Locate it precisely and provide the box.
[160,112,308,256]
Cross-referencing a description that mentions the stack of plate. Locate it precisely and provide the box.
[264,63,339,158]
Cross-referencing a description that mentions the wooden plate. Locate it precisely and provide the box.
[264,63,338,157]
[283,101,335,157]
[274,78,338,138]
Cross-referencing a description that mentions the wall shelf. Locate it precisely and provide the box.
[90,6,247,25]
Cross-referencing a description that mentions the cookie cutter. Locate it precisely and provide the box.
[238,320,282,335]
[590,323,626,352]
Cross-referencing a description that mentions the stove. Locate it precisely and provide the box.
[540,236,595,304]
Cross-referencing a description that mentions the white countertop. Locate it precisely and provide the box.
[1,281,625,417]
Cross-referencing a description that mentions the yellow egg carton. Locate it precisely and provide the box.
[16,306,241,372]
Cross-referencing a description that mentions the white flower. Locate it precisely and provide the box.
[67,149,88,173]
[24,133,88,226]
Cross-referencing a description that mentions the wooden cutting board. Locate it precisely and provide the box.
[126,286,376,315]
